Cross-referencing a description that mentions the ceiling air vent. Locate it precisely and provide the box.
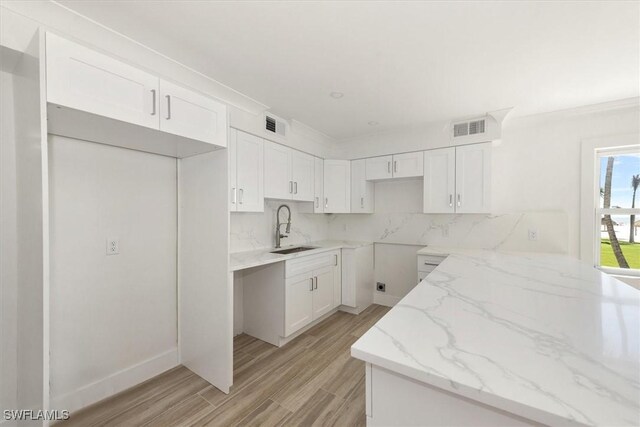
[469,119,485,135]
[265,114,287,138]
[453,122,469,137]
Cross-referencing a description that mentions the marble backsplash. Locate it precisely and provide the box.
[231,202,568,254]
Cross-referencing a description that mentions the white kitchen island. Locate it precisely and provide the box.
[351,248,640,426]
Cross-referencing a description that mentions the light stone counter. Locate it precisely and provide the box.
[352,248,640,426]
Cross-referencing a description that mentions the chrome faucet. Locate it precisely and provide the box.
[275,204,291,248]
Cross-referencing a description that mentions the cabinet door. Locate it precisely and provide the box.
[351,159,375,213]
[285,274,314,336]
[312,266,334,320]
[264,141,292,200]
[159,80,227,147]
[393,152,424,178]
[324,160,351,213]
[236,130,264,212]
[423,148,455,213]
[332,252,342,308]
[45,32,159,129]
[229,130,238,212]
[455,143,491,213]
[366,155,393,180]
[314,157,324,213]
[291,150,315,201]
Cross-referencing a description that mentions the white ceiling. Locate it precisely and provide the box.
[57,1,639,140]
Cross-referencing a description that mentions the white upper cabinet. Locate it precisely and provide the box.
[45,32,227,156]
[159,80,227,147]
[366,155,393,180]
[423,148,456,213]
[351,159,375,213]
[455,143,491,213]
[314,157,324,213]
[423,143,491,214]
[393,152,424,178]
[264,141,293,200]
[291,150,315,202]
[230,129,264,212]
[324,160,351,213]
[264,141,314,202]
[46,32,159,129]
[366,152,423,180]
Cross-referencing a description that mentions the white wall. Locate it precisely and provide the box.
[1,69,18,422]
[48,136,178,412]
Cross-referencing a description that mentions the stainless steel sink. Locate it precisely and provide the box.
[270,246,317,255]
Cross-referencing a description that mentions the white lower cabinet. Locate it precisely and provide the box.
[417,254,447,284]
[341,244,374,314]
[285,274,314,335]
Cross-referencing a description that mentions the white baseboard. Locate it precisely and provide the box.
[373,292,401,307]
[51,348,179,414]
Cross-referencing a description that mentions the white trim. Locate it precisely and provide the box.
[373,292,402,307]
[50,348,178,414]
[599,267,640,278]
[580,134,639,266]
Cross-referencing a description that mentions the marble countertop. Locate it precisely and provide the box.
[352,249,640,426]
[230,240,372,271]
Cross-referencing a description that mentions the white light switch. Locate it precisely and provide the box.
[106,238,120,255]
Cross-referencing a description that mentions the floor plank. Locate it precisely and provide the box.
[59,304,389,426]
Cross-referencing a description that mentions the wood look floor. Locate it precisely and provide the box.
[60,304,390,427]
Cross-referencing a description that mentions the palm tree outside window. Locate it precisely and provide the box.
[596,148,640,273]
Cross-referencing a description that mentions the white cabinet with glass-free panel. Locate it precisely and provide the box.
[284,273,315,337]
[351,159,375,213]
[341,244,374,314]
[455,142,491,213]
[264,141,314,201]
[366,152,423,180]
[229,129,264,212]
[45,32,227,156]
[393,151,424,178]
[291,150,315,201]
[324,160,351,213]
[423,147,456,213]
[45,32,159,129]
[423,143,491,214]
[366,155,393,180]
[314,157,324,213]
[159,79,227,147]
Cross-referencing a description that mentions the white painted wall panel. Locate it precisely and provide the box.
[48,137,178,410]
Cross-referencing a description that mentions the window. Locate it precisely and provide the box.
[595,147,640,274]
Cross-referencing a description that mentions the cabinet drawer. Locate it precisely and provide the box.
[418,270,429,283]
[417,254,447,272]
[286,250,340,278]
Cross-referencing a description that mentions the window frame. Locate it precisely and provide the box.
[580,134,640,276]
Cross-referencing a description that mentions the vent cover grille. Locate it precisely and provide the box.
[265,114,286,137]
[266,116,276,133]
[453,119,486,138]
[469,119,485,135]
[453,123,468,137]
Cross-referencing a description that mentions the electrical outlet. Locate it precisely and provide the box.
[376,282,386,292]
[106,238,120,255]
[528,229,538,241]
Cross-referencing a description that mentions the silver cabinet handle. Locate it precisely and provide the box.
[394,160,398,173]
[150,89,156,115]
[231,188,236,204]
[294,182,298,194]
[165,95,171,120]
[239,188,244,204]
[387,161,391,173]
[310,277,314,291]
[424,262,440,266]
[289,181,293,194]
[457,194,461,207]
[334,254,338,266]
[325,197,328,209]
[314,276,318,290]
[449,194,453,207]
[315,196,319,208]
[361,196,364,208]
